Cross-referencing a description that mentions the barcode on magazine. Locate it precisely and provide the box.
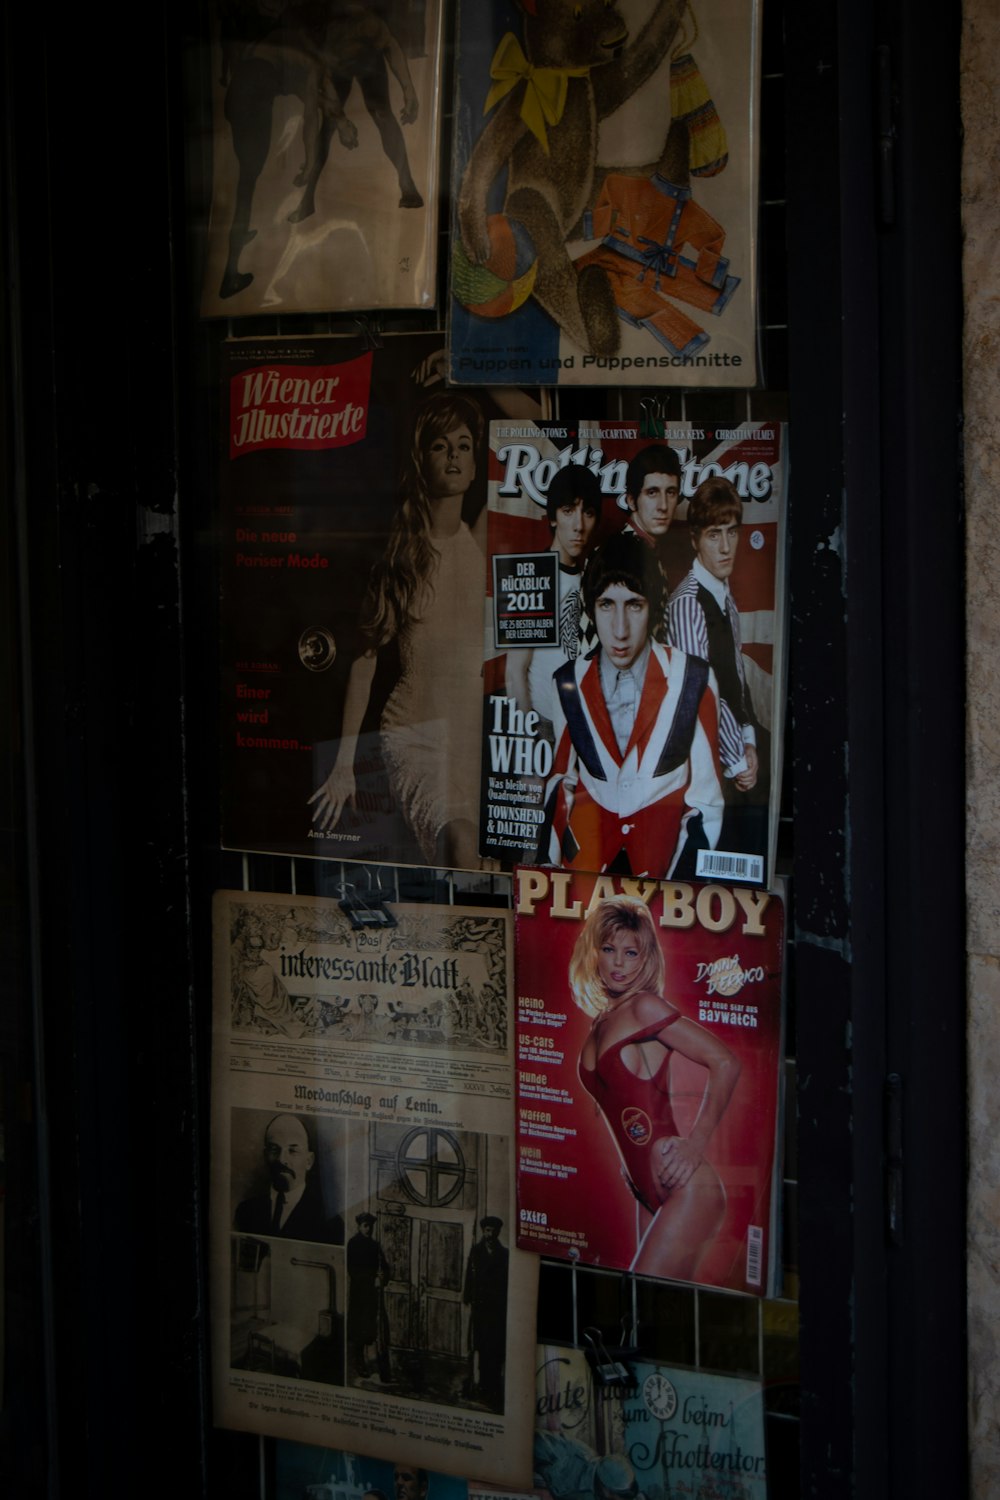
[697,849,765,883]
[746,1224,764,1287]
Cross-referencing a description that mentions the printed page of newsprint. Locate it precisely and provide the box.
[448,0,761,387]
[211,888,537,1486]
[470,1343,768,1500]
[201,0,444,316]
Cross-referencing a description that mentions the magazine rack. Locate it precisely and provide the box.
[0,0,965,1495]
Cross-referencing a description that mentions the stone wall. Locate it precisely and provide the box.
[964,4,1000,1492]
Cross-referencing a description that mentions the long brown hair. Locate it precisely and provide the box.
[362,392,484,647]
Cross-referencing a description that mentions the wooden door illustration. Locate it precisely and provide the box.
[370,1122,480,1401]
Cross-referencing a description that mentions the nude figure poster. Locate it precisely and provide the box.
[200,1,443,317]
[471,1345,768,1500]
[479,419,788,890]
[513,869,785,1296]
[219,331,543,867]
[448,0,761,387]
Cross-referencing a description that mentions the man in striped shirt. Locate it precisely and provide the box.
[667,476,761,801]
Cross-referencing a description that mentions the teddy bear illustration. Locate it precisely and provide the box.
[456,0,689,357]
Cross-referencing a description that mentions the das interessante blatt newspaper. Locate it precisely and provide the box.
[211,887,536,1485]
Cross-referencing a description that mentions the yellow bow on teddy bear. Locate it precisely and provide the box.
[484,33,590,154]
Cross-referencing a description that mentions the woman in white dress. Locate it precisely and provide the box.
[309,391,485,867]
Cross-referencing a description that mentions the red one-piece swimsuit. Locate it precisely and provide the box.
[579,1012,682,1214]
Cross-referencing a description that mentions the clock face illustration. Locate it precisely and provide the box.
[642,1371,678,1421]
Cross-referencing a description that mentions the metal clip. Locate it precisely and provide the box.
[351,314,384,351]
[338,867,397,931]
[582,1326,638,1390]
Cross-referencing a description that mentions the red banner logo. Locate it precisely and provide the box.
[230,352,372,457]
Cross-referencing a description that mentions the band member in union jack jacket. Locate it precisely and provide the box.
[541,532,723,878]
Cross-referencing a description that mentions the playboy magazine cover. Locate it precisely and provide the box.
[449,0,761,387]
[479,419,787,888]
[513,869,785,1295]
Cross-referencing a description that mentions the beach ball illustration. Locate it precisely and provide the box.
[452,213,537,318]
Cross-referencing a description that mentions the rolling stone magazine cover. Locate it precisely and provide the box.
[473,1345,767,1500]
[514,870,785,1296]
[219,329,543,868]
[211,888,537,1484]
[449,0,761,387]
[201,0,443,317]
[480,419,788,889]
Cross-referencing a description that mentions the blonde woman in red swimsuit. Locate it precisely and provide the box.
[571,896,741,1280]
